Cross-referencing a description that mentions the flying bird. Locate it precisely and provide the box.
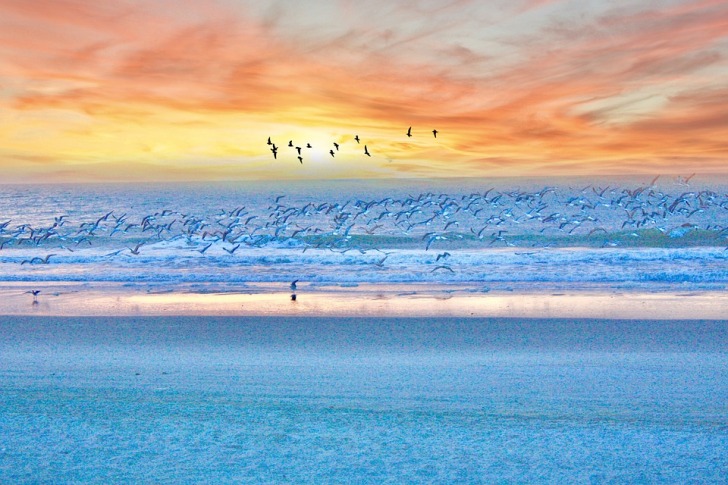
[432,129,438,138]
[330,149,335,157]
[21,254,56,265]
[267,137,272,145]
[364,145,371,157]
[298,156,303,164]
[271,146,278,159]
[354,135,360,143]
[406,127,412,137]
[333,142,339,151]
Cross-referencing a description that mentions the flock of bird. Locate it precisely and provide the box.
[2,179,726,281]
[1,176,727,303]
[267,126,438,163]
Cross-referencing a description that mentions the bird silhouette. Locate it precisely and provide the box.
[354,135,360,143]
[364,145,371,157]
[333,142,339,151]
[267,137,272,145]
[432,129,438,138]
[330,149,335,157]
[406,127,412,137]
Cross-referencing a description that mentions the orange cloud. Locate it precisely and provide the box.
[1,0,727,182]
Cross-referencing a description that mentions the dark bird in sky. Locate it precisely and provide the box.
[364,145,371,157]
[406,127,412,137]
[333,142,339,151]
[271,146,278,159]
[267,137,272,145]
[295,146,302,155]
[298,156,303,164]
[330,149,335,157]
[306,143,312,148]
[288,140,293,147]
[432,129,438,138]
[354,135,360,143]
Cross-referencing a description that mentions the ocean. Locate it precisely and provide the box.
[1,176,726,292]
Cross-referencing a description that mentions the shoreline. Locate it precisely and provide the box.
[0,281,725,319]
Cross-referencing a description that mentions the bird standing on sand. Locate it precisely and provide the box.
[26,289,40,302]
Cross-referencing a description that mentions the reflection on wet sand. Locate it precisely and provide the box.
[0,282,726,319]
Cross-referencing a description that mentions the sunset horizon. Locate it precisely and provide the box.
[2,0,727,183]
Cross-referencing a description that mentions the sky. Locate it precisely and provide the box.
[1,0,727,183]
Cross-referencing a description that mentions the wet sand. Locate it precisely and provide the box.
[0,281,726,319]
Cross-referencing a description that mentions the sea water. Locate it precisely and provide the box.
[1,176,726,292]
[1,316,726,482]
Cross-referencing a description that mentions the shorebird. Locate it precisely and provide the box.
[435,251,451,262]
[21,254,56,265]
[196,243,213,254]
[26,289,41,302]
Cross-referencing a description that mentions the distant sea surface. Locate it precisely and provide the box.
[1,176,726,292]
